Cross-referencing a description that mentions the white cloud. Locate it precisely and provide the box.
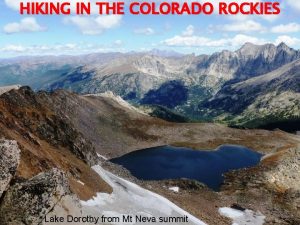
[114,40,123,46]
[163,34,266,47]
[163,33,300,50]
[286,1,300,11]
[271,23,300,33]
[259,14,280,22]
[3,17,46,34]
[4,0,122,35]
[134,27,155,35]
[0,42,125,55]
[0,43,77,53]
[222,20,265,32]
[230,34,266,46]
[1,44,26,52]
[163,26,266,48]
[182,25,194,36]
[164,36,210,47]
[275,35,300,46]
[4,0,22,10]
[64,15,122,35]
[94,15,122,29]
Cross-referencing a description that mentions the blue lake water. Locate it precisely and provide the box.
[110,145,263,191]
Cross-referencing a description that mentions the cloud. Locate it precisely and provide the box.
[275,35,300,46]
[182,25,194,36]
[114,40,123,46]
[163,26,266,47]
[271,23,300,33]
[134,27,155,35]
[4,0,23,10]
[64,15,122,35]
[0,42,125,55]
[3,17,46,34]
[0,43,77,53]
[163,33,300,51]
[0,44,26,52]
[163,34,266,47]
[4,0,122,35]
[286,1,300,11]
[222,20,265,32]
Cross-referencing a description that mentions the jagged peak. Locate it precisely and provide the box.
[277,42,291,51]
[238,42,295,53]
[235,42,285,58]
[241,42,258,48]
[238,42,275,52]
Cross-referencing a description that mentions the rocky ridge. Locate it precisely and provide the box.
[0,139,82,225]
[0,86,112,224]
[1,43,299,125]
[204,58,300,127]
[0,168,82,225]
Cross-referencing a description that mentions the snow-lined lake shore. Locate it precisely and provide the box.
[81,165,207,225]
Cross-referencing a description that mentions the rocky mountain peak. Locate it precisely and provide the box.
[239,42,258,50]
[238,42,260,52]
[277,42,290,50]
[276,42,297,56]
[237,42,299,59]
[237,42,276,58]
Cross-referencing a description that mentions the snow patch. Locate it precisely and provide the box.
[219,207,265,225]
[97,153,108,161]
[83,192,115,207]
[169,186,179,193]
[81,165,207,225]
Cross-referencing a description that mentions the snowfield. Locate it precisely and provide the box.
[218,207,265,225]
[81,165,207,225]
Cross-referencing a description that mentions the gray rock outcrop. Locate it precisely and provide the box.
[0,140,20,198]
[0,168,82,225]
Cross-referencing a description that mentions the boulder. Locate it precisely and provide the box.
[0,140,20,198]
[0,168,82,225]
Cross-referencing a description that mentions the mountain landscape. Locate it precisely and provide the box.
[0,42,300,224]
[0,85,299,224]
[0,42,299,131]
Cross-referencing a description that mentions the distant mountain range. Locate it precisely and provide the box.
[0,42,299,130]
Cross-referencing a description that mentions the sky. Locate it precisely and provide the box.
[0,0,300,57]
